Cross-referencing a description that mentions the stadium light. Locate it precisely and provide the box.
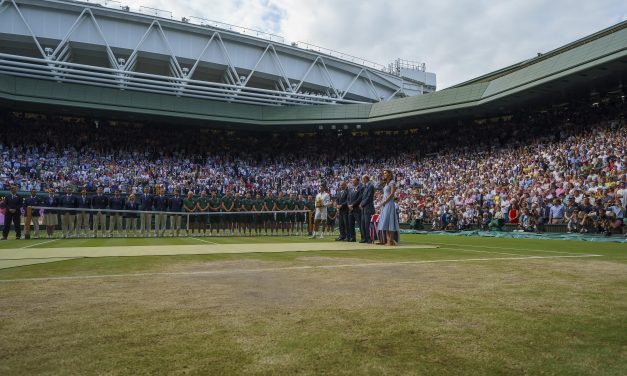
[182,67,189,76]
[44,47,53,58]
[117,58,126,66]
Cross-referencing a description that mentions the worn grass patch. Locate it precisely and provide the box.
[0,235,625,375]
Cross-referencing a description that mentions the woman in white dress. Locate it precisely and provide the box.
[377,169,400,246]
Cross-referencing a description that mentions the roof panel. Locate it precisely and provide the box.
[1,21,625,125]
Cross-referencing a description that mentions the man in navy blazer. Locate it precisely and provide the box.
[335,181,349,241]
[359,175,375,243]
[24,188,41,239]
[2,185,24,240]
[153,187,169,237]
[347,178,363,242]
[139,186,154,237]
[91,186,109,238]
[60,187,78,238]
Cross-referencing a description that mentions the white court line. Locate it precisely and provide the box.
[427,242,581,255]
[191,237,218,245]
[0,254,603,283]
[436,247,522,256]
[20,239,59,249]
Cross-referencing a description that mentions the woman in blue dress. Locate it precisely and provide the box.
[377,169,400,246]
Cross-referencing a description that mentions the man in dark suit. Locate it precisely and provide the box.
[153,186,169,237]
[24,188,41,239]
[168,189,183,237]
[2,185,23,240]
[336,181,349,241]
[360,175,375,244]
[43,188,59,239]
[347,178,363,242]
[139,186,154,237]
[108,189,125,237]
[91,186,109,238]
[60,187,78,238]
[76,188,92,238]
[125,194,139,237]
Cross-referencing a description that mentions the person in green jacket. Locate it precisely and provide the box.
[196,191,209,236]
[208,190,221,236]
[183,191,196,237]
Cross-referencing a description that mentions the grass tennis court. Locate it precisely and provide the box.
[0,235,625,375]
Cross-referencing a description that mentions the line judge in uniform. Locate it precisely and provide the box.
[1,185,24,240]
[24,188,41,239]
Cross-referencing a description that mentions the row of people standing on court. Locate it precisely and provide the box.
[336,175,376,243]
[17,186,319,238]
[21,186,185,238]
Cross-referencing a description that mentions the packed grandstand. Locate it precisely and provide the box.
[1,98,625,236]
[0,4,626,238]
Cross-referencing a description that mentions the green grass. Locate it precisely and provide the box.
[0,234,625,375]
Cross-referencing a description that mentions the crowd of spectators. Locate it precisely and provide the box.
[1,98,625,235]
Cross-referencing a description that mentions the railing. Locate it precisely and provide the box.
[187,16,285,44]
[76,0,286,45]
[295,42,387,71]
[68,0,384,71]
[385,58,427,76]
[0,53,370,106]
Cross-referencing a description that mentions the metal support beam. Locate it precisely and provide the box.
[0,0,428,105]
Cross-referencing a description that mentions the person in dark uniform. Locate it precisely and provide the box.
[60,187,78,239]
[305,194,315,236]
[208,190,221,236]
[2,185,23,240]
[153,187,169,237]
[195,191,209,236]
[76,188,91,238]
[287,193,298,236]
[233,192,242,235]
[221,190,235,236]
[347,178,363,242]
[252,193,264,236]
[276,191,288,235]
[296,194,307,236]
[241,193,254,236]
[168,189,183,237]
[263,191,277,236]
[327,200,338,236]
[360,175,375,244]
[108,189,125,238]
[43,188,59,239]
[336,181,349,241]
[139,186,154,237]
[183,191,196,237]
[231,191,241,235]
[24,188,42,239]
[91,186,109,238]
[125,194,139,237]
